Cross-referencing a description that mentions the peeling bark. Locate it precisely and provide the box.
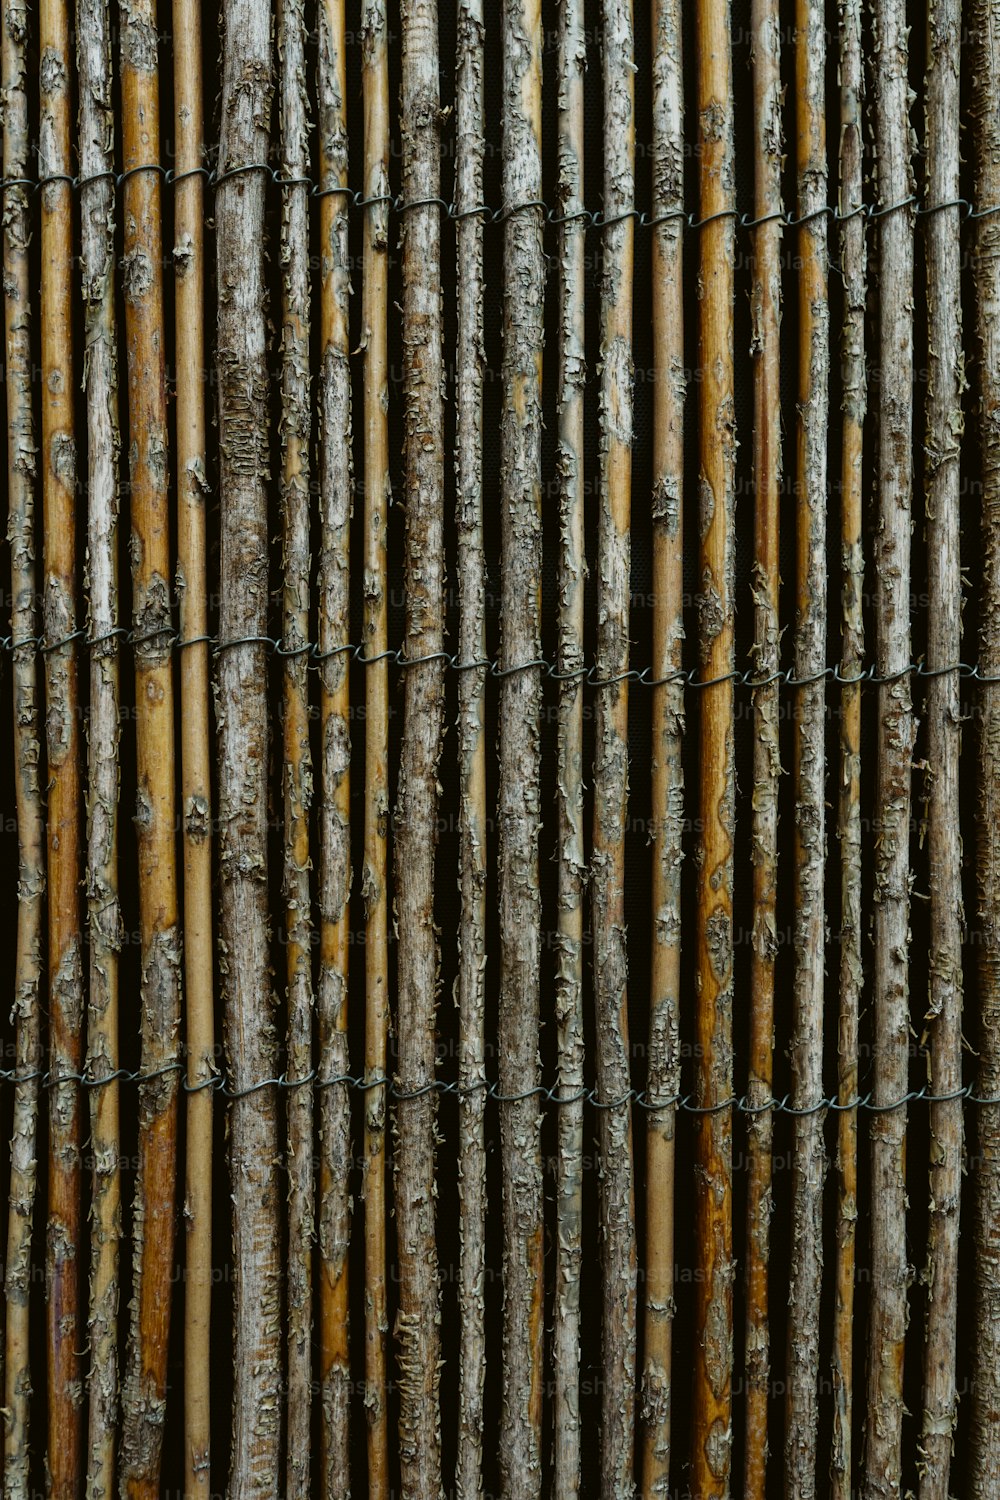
[863,1,916,1492]
[691,3,736,1494]
[498,1,545,1494]
[455,0,487,1493]
[216,2,280,1491]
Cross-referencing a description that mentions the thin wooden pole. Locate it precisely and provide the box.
[498,2,545,1494]
[554,0,585,1488]
[78,0,122,1489]
[917,2,964,1492]
[217,0,280,1488]
[642,0,684,1493]
[118,2,183,1491]
[279,0,315,1485]
[2,0,44,1489]
[173,0,214,1486]
[39,0,84,1483]
[785,1,829,1490]
[360,2,390,1490]
[691,0,736,1491]
[830,1,865,1493]
[316,0,353,1484]
[969,0,1000,1488]
[864,0,916,1488]
[455,0,488,1492]
[744,0,781,1490]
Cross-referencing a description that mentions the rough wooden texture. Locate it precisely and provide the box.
[864,0,916,1491]
[554,0,586,1490]
[455,0,487,1493]
[498,1,545,1494]
[691,2,736,1493]
[40,0,85,1484]
[78,0,122,1490]
[216,1,280,1490]
[3,0,45,1489]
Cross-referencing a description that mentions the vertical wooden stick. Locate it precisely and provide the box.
[594,0,636,1492]
[969,0,1000,1490]
[498,0,545,1493]
[554,0,585,1489]
[691,0,736,1493]
[173,0,214,1487]
[395,1,446,1490]
[279,0,315,1485]
[917,2,964,1493]
[785,2,829,1491]
[864,0,915,1490]
[743,2,781,1492]
[455,0,488,1493]
[360,3,390,1490]
[831,1,865,1493]
[316,0,353,1484]
[642,0,684,1492]
[217,0,280,1488]
[78,0,122,1489]
[3,0,45,1489]
[39,0,84,1485]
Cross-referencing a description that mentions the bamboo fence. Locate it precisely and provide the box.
[0,1,999,1497]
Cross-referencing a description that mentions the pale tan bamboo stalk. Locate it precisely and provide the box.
[691,0,736,1492]
[173,0,214,1488]
[831,4,865,1495]
[278,0,314,1486]
[743,2,781,1492]
[359,4,390,1492]
[917,3,964,1493]
[594,0,636,1492]
[455,0,487,1493]
[969,0,1000,1490]
[217,1,280,1489]
[118,4,182,1490]
[40,0,85,1485]
[395,1,445,1490]
[864,0,916,1489]
[785,3,829,1491]
[554,0,585,1489]
[78,0,122,1490]
[641,2,684,1495]
[498,1,544,1493]
[316,0,353,1485]
[3,2,44,1490]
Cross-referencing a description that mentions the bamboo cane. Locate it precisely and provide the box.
[554,0,585,1490]
[279,0,315,1486]
[2,1,44,1491]
[78,0,122,1489]
[359,3,390,1491]
[173,0,214,1488]
[691,0,736,1492]
[785,3,829,1492]
[743,2,781,1492]
[831,2,865,1493]
[498,2,545,1494]
[642,1,684,1494]
[395,1,445,1490]
[217,0,280,1489]
[594,0,636,1492]
[864,0,916,1489]
[39,0,84,1485]
[917,3,964,1493]
[455,0,487,1493]
[970,0,1000,1490]
[118,3,182,1489]
[316,0,353,1485]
